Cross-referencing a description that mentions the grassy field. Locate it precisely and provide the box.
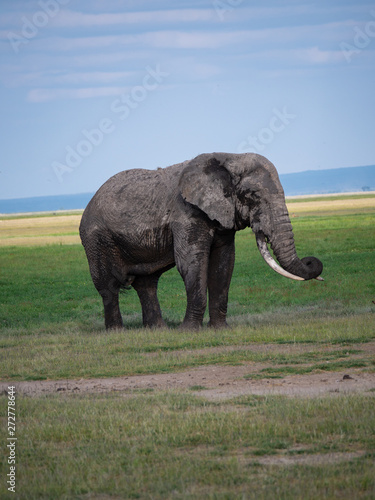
[0,193,374,499]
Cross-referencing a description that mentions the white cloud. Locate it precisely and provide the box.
[56,71,135,85]
[27,86,130,102]
[297,46,346,64]
[36,34,138,51]
[139,30,228,49]
[50,8,214,27]
[219,3,374,22]
[33,20,356,53]
[2,4,371,106]
[2,70,136,88]
[35,4,375,30]
[168,57,221,81]
[243,46,347,66]
[133,21,355,50]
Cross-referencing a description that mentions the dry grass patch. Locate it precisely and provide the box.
[0,234,81,246]
[1,194,374,246]
[287,195,375,216]
[0,214,81,246]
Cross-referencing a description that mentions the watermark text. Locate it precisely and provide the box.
[52,64,169,183]
[6,386,17,493]
[212,0,244,21]
[7,0,71,53]
[238,106,296,153]
[340,10,375,62]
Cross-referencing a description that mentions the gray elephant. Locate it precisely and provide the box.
[80,153,323,330]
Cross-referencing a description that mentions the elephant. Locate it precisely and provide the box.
[79,152,323,330]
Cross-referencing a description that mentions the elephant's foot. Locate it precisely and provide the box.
[104,308,124,330]
[105,319,124,330]
[142,308,167,329]
[207,319,229,329]
[144,317,168,329]
[101,290,124,330]
[179,319,202,331]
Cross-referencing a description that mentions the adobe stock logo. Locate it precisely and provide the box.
[340,10,375,62]
[212,0,244,21]
[52,119,116,183]
[237,107,296,154]
[7,0,71,54]
[52,65,169,183]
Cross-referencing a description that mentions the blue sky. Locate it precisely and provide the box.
[1,0,374,199]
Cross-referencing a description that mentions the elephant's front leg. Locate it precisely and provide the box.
[207,233,235,328]
[174,230,213,330]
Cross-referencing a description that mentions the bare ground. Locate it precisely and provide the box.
[2,342,375,400]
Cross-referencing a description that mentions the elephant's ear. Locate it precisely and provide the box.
[179,156,235,230]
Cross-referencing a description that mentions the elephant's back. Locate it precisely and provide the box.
[81,165,183,232]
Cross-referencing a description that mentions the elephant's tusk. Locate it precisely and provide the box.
[256,233,305,281]
[315,276,324,281]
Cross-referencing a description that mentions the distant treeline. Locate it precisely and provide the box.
[280,165,375,196]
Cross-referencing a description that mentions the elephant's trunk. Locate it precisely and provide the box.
[255,207,323,281]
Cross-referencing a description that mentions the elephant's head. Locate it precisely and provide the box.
[179,152,323,281]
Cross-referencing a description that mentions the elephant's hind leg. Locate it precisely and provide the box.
[84,243,125,330]
[94,267,124,329]
[100,286,123,330]
[132,274,167,328]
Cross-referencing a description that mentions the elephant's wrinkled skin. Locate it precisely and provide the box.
[80,153,323,330]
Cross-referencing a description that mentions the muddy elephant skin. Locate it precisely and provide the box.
[79,153,323,330]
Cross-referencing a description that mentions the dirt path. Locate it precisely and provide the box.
[2,341,375,400]
[3,368,374,400]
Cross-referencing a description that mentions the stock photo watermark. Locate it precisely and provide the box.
[7,0,71,54]
[52,64,169,183]
[212,0,244,21]
[5,386,17,493]
[237,106,296,154]
[340,10,375,62]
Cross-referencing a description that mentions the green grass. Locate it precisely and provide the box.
[0,201,375,499]
[0,392,374,499]
[245,359,370,380]
[0,210,374,379]
[0,315,374,380]
[0,213,374,332]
